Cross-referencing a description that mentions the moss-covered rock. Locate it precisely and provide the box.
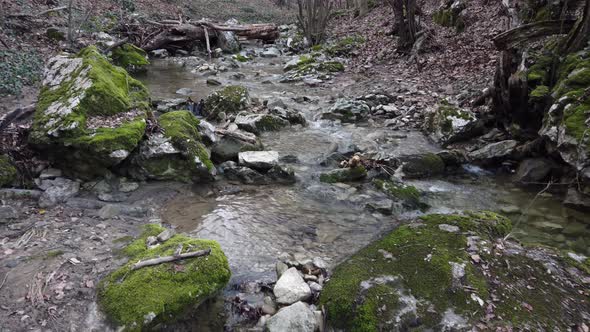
[399,153,445,179]
[29,46,149,179]
[424,100,481,145]
[128,111,214,183]
[0,155,17,187]
[325,35,365,57]
[234,112,290,134]
[319,166,367,183]
[204,85,250,121]
[98,224,230,331]
[321,211,589,330]
[373,179,429,211]
[111,44,149,72]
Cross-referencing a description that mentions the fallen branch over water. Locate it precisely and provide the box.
[131,248,211,271]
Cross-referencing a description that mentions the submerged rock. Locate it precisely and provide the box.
[319,98,370,123]
[373,179,429,212]
[320,211,589,330]
[266,301,317,332]
[399,152,445,179]
[127,111,214,183]
[211,129,263,162]
[513,158,553,183]
[98,224,230,330]
[319,166,367,183]
[29,46,149,179]
[234,113,289,134]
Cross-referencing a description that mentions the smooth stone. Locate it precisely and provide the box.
[238,151,279,171]
[266,301,317,332]
[274,267,312,305]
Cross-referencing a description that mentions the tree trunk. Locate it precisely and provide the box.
[388,0,417,52]
[565,0,590,53]
[356,0,368,16]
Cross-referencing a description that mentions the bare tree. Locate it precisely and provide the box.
[387,0,418,52]
[297,0,333,45]
[356,0,369,16]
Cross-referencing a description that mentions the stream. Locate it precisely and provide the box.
[136,43,590,327]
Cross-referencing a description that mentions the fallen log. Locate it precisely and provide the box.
[139,21,279,51]
[131,247,211,271]
[493,20,576,50]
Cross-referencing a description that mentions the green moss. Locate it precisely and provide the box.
[318,61,345,72]
[111,44,149,71]
[68,118,146,155]
[98,224,231,330]
[0,155,17,187]
[233,54,250,62]
[311,45,323,52]
[46,250,65,258]
[325,35,365,56]
[530,85,550,101]
[255,114,289,132]
[320,212,505,331]
[158,110,214,174]
[319,166,367,183]
[204,85,249,120]
[373,179,429,211]
[401,152,445,178]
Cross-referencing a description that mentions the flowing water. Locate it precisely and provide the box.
[138,46,590,285]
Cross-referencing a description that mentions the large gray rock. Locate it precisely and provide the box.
[234,113,289,134]
[400,153,445,179]
[514,158,553,183]
[273,267,312,305]
[564,188,590,212]
[269,107,307,126]
[424,102,482,146]
[469,140,518,162]
[217,31,240,53]
[238,151,279,171]
[212,129,263,162]
[266,301,317,332]
[39,177,80,208]
[319,99,370,123]
[198,120,218,145]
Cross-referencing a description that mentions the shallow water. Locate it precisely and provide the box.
[137,47,590,284]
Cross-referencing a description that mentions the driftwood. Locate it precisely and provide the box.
[137,20,279,51]
[492,20,576,50]
[131,247,211,271]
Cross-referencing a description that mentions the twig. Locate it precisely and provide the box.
[204,27,212,60]
[0,271,8,291]
[131,248,211,271]
[503,179,553,241]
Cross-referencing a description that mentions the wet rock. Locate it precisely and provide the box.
[39,168,62,180]
[400,153,445,179]
[175,88,193,96]
[365,199,394,215]
[373,179,429,212]
[319,166,367,183]
[231,72,246,80]
[267,165,296,184]
[150,49,169,58]
[274,267,312,305]
[261,47,281,58]
[533,221,564,233]
[197,120,217,145]
[269,107,307,126]
[211,129,263,162]
[39,177,80,208]
[514,158,553,183]
[221,163,267,184]
[261,296,277,315]
[266,301,317,332]
[204,85,250,121]
[564,188,590,212]
[280,155,300,163]
[469,140,518,162]
[238,151,279,171]
[234,113,289,134]
[436,149,468,167]
[118,180,139,193]
[217,29,240,53]
[153,98,187,113]
[97,192,127,202]
[98,204,121,220]
[424,102,482,145]
[0,206,18,223]
[319,99,370,123]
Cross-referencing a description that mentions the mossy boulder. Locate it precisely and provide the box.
[0,155,17,187]
[325,35,365,57]
[399,152,445,179]
[204,85,250,121]
[321,211,589,330]
[111,44,149,72]
[98,224,230,330]
[29,46,149,179]
[128,111,214,183]
[538,46,590,171]
[373,179,429,211]
[234,112,290,134]
[319,166,367,183]
[424,100,482,145]
[283,55,316,72]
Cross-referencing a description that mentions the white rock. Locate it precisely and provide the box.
[274,267,311,305]
[266,301,317,332]
[238,151,279,171]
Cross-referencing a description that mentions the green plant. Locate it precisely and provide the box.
[0,50,43,96]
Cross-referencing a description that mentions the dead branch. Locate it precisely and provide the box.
[104,37,130,54]
[7,5,69,18]
[131,248,211,271]
[493,19,577,50]
[0,271,8,291]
